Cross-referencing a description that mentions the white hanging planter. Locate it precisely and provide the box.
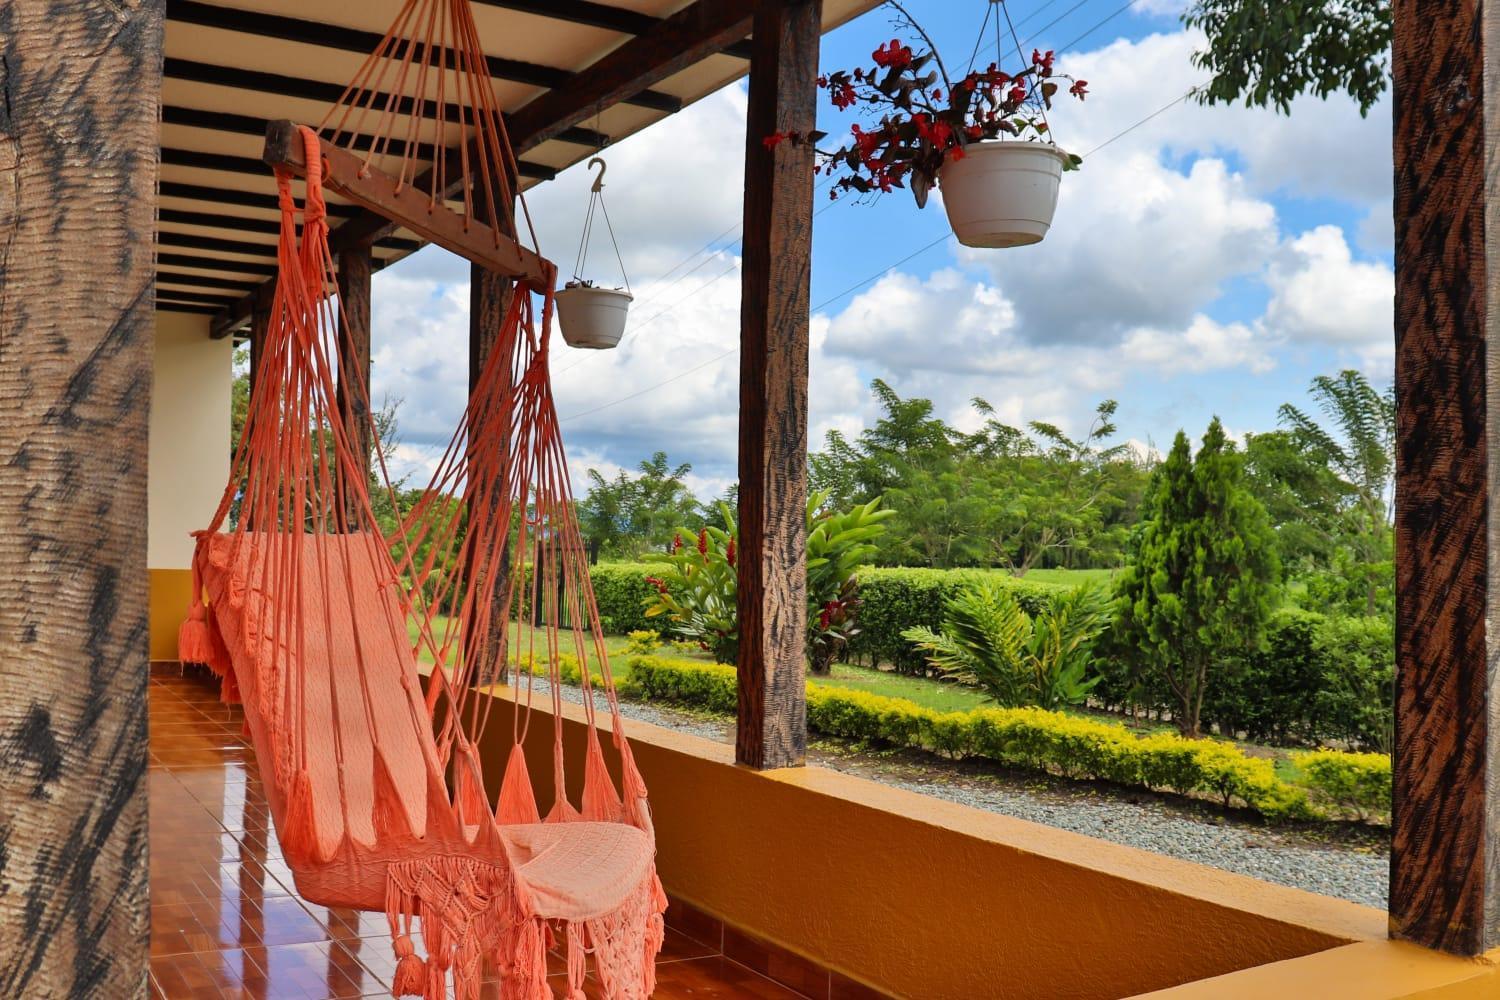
[938,141,1068,249]
[556,284,633,350]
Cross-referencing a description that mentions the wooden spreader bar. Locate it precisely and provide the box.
[263,119,554,293]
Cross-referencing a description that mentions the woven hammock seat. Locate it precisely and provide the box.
[177,3,666,996]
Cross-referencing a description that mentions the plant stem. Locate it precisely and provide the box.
[885,0,953,91]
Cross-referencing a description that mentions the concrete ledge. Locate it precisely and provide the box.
[475,683,1386,999]
[1134,940,1500,999]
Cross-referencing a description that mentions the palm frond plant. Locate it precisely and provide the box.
[903,583,1107,709]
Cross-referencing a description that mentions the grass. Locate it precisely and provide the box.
[1017,567,1119,587]
[811,663,991,713]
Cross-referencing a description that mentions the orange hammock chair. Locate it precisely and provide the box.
[176,4,665,997]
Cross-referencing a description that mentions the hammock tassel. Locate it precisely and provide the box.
[496,746,540,825]
[566,922,588,1000]
[581,732,622,823]
[178,562,214,666]
[392,933,427,997]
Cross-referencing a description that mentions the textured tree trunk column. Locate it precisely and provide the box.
[736,0,821,770]
[0,2,162,996]
[1390,0,1500,956]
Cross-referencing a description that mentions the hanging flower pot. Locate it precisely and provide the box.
[558,155,634,349]
[938,141,1069,248]
[766,2,1089,248]
[556,281,633,349]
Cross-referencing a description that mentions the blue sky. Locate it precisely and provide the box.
[370,0,1394,498]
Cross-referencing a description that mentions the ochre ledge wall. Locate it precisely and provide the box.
[474,687,1384,999]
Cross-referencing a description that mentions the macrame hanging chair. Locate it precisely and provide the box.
[176,2,666,997]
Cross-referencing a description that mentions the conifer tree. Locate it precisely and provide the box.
[1114,418,1280,737]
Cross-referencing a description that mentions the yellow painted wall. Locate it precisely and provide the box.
[150,568,194,661]
[472,688,1386,999]
[148,310,231,659]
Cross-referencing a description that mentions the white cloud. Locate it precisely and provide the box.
[956,152,1278,345]
[1121,314,1275,373]
[1263,225,1393,369]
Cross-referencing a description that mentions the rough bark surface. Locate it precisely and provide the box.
[736,0,821,770]
[1389,0,1500,955]
[0,1,162,996]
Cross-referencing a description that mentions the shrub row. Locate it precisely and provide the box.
[624,654,1390,824]
[589,562,678,636]
[839,567,1066,674]
[1094,608,1394,752]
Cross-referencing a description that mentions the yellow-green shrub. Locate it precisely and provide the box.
[1293,749,1392,821]
[621,654,1340,824]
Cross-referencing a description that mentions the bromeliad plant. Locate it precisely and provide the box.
[643,492,893,670]
[768,0,1088,208]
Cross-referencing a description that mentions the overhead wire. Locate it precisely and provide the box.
[557,0,1163,423]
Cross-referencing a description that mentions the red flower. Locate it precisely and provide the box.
[965,124,984,139]
[1070,79,1089,101]
[671,533,682,553]
[946,145,966,162]
[697,529,709,556]
[832,80,858,110]
[725,539,736,567]
[851,123,880,160]
[816,75,828,87]
[762,132,788,151]
[1008,84,1027,105]
[931,88,943,101]
[644,576,668,595]
[872,39,912,69]
[818,608,831,630]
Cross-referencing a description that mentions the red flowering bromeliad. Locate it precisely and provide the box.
[767,1,1088,209]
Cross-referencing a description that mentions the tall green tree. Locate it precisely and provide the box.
[1278,369,1394,615]
[1114,419,1280,737]
[577,451,702,559]
[1183,0,1391,116]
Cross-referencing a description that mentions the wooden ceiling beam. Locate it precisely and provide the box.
[164,2,680,112]
[158,251,277,276]
[212,0,757,333]
[161,140,556,183]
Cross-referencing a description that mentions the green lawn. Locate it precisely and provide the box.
[811,663,990,713]
[1018,567,1120,587]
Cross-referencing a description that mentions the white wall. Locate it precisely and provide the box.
[149,311,232,569]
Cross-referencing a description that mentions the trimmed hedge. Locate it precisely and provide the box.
[1292,749,1392,822]
[846,568,1066,674]
[589,562,677,636]
[624,654,1389,823]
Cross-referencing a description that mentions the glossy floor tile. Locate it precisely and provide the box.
[148,667,811,999]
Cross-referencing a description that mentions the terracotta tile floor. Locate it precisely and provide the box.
[148,667,808,999]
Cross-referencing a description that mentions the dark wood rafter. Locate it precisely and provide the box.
[211,0,758,335]
[0,1,161,994]
[164,2,681,112]
[336,246,374,520]
[262,119,555,292]
[468,0,754,58]
[505,0,759,153]
[735,0,821,771]
[163,142,557,183]
[158,251,277,276]
[1389,0,1500,956]
[158,270,259,291]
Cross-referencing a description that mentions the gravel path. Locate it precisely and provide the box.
[539,679,1389,909]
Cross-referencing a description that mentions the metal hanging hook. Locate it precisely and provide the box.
[587,157,608,193]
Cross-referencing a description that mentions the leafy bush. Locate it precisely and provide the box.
[589,562,674,636]
[902,583,1106,709]
[624,630,663,656]
[641,493,892,667]
[625,654,1333,822]
[1293,749,1391,821]
[850,567,1064,674]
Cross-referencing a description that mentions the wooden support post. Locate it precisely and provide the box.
[469,180,519,683]
[248,297,270,403]
[0,1,162,994]
[337,245,374,519]
[735,0,821,770]
[1389,0,1500,956]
